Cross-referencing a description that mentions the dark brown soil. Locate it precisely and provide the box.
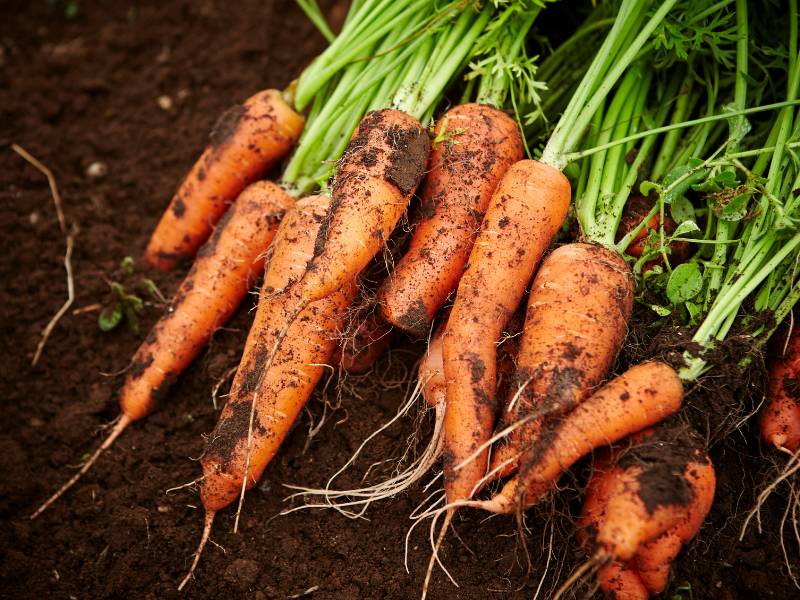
[1,2,797,599]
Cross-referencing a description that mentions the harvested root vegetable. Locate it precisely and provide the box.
[145,89,304,270]
[478,361,683,514]
[575,423,715,598]
[490,242,634,481]
[441,159,570,507]
[761,328,800,452]
[180,195,356,589]
[377,103,523,336]
[31,181,293,519]
[618,195,689,265]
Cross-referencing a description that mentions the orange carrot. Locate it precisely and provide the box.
[31,181,293,519]
[490,243,634,481]
[441,159,570,506]
[761,328,800,453]
[420,324,447,408]
[477,362,683,514]
[618,195,689,265]
[179,195,356,589]
[577,424,715,598]
[145,89,304,270]
[377,104,523,336]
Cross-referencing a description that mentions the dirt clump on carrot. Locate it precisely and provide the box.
[378,104,523,336]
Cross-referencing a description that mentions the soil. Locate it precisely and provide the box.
[0,1,797,599]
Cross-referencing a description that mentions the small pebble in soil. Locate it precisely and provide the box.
[157,95,173,111]
[86,161,107,179]
[28,211,40,225]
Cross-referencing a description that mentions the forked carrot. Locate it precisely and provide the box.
[377,104,523,336]
[145,89,304,270]
[334,310,394,374]
[30,181,293,519]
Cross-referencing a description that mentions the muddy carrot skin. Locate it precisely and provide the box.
[490,243,634,480]
[761,329,800,452]
[478,361,683,514]
[377,104,523,336]
[578,424,715,598]
[123,181,293,420]
[30,181,292,520]
[145,89,304,270]
[293,109,430,306]
[441,159,570,504]
[200,195,356,512]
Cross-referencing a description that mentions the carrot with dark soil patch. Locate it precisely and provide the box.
[145,89,304,270]
[334,309,394,374]
[377,104,523,336]
[575,423,715,598]
[179,195,356,590]
[30,181,293,519]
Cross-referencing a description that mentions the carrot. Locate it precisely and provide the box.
[334,309,394,374]
[761,328,800,452]
[30,181,293,519]
[145,89,304,270]
[576,424,715,598]
[420,324,447,408]
[477,362,684,514]
[618,194,689,265]
[377,104,523,336]
[441,159,570,507]
[179,195,356,589]
[490,243,634,481]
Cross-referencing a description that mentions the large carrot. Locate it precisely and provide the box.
[377,104,523,336]
[30,181,293,519]
[476,362,684,514]
[179,195,356,589]
[145,89,304,270]
[761,328,800,452]
[490,243,634,481]
[441,159,570,507]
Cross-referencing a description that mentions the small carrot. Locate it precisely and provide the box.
[179,195,356,589]
[618,194,689,265]
[420,324,447,408]
[576,423,715,598]
[477,361,684,514]
[30,181,293,519]
[441,159,570,508]
[490,243,634,481]
[761,327,800,453]
[145,89,304,270]
[377,104,523,336]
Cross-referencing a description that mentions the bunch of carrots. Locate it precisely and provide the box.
[29,0,800,596]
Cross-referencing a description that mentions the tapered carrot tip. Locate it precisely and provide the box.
[178,510,216,591]
[30,413,132,519]
[145,89,304,270]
